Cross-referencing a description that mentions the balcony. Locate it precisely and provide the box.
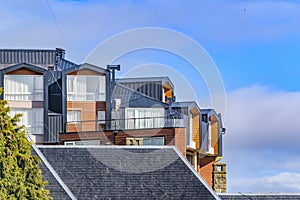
[65,116,187,133]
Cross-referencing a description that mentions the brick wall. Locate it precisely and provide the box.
[67,101,96,132]
[174,128,186,157]
[60,127,186,156]
[60,131,114,145]
[199,155,216,187]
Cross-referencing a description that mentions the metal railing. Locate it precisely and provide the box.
[65,116,187,132]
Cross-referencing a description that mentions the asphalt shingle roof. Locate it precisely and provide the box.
[35,146,219,200]
[39,161,72,200]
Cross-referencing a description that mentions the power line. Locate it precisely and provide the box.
[45,0,65,44]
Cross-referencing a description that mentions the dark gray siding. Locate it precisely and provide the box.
[118,81,163,101]
[112,83,168,108]
[0,49,56,68]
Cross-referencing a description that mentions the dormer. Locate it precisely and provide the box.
[0,63,48,143]
[62,63,109,132]
[62,63,108,102]
[171,101,201,150]
[0,63,47,101]
[116,77,174,103]
[200,109,224,156]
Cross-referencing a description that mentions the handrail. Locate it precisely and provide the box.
[65,116,186,132]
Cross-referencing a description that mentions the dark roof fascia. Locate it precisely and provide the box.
[201,108,218,117]
[1,62,47,74]
[0,48,56,52]
[57,58,78,70]
[62,62,107,74]
[117,76,174,89]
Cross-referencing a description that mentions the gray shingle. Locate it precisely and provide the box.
[32,150,71,200]
[37,146,219,200]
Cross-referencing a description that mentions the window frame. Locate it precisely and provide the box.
[67,110,81,123]
[125,107,165,129]
[97,111,106,125]
[9,108,44,134]
[4,75,44,101]
[142,137,165,146]
[67,75,106,101]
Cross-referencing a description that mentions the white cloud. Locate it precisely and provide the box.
[223,85,300,192]
[232,172,300,192]
[225,85,300,151]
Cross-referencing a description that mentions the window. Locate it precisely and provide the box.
[126,137,164,146]
[4,75,43,101]
[143,137,165,146]
[200,122,210,152]
[186,152,195,168]
[9,108,43,134]
[64,140,100,146]
[64,141,75,146]
[97,111,105,124]
[126,108,165,129]
[67,75,105,101]
[202,114,208,123]
[67,110,81,122]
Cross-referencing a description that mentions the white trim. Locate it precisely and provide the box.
[64,141,76,146]
[29,137,77,200]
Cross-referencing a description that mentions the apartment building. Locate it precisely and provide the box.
[0,48,226,191]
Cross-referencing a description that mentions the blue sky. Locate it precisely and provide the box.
[1,0,300,192]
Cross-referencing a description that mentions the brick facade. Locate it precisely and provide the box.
[199,155,216,187]
[60,127,187,156]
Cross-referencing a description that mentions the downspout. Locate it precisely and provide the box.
[62,72,67,134]
[105,69,111,130]
[43,70,49,142]
[106,65,120,131]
